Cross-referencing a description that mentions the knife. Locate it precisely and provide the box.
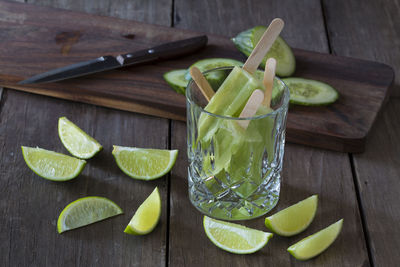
[19,35,208,84]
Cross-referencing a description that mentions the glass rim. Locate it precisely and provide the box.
[185,66,290,121]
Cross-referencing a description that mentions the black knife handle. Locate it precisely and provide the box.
[116,35,208,66]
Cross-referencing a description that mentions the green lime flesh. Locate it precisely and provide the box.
[288,219,343,260]
[58,116,102,159]
[21,146,86,181]
[124,187,161,235]
[112,146,178,180]
[57,196,123,233]
[265,195,318,236]
[203,216,273,254]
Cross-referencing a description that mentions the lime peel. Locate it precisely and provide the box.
[288,219,343,260]
[58,116,103,159]
[21,146,86,181]
[124,187,161,235]
[265,195,318,236]
[203,216,273,254]
[112,146,178,180]
[57,196,123,233]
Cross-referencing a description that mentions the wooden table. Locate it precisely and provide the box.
[0,0,398,266]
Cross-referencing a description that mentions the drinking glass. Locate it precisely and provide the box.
[186,67,290,220]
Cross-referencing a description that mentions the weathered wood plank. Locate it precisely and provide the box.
[351,99,400,266]
[170,0,369,266]
[324,0,400,265]
[0,90,170,266]
[173,0,328,52]
[322,0,399,96]
[26,0,172,25]
[0,0,173,266]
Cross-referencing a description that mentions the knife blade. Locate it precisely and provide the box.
[19,35,208,84]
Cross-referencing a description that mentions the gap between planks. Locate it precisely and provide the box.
[348,153,374,266]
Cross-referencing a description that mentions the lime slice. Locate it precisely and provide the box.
[203,216,273,254]
[112,146,178,180]
[124,187,161,235]
[57,196,123,233]
[288,219,343,260]
[265,195,318,236]
[21,146,86,181]
[58,117,102,159]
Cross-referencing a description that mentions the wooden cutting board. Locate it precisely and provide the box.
[0,0,394,153]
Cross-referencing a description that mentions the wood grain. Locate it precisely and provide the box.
[0,1,393,153]
[0,90,170,266]
[324,1,400,265]
[169,0,369,266]
[27,0,172,26]
[0,0,172,266]
[350,99,400,266]
[322,0,399,97]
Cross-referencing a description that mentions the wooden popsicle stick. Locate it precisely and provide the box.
[262,57,277,107]
[189,66,215,102]
[237,89,264,129]
[243,18,284,75]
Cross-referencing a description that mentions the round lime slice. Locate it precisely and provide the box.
[112,146,178,180]
[288,219,343,260]
[203,216,273,254]
[21,146,86,181]
[124,187,161,235]
[57,196,123,233]
[265,195,318,236]
[58,116,102,159]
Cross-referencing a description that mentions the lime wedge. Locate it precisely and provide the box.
[58,117,102,159]
[288,219,343,260]
[112,146,178,180]
[265,195,318,236]
[21,146,86,181]
[124,187,161,235]
[57,196,123,233]
[203,216,273,254]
